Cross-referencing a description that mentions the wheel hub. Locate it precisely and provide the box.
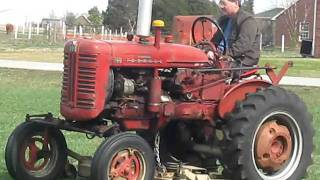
[255,121,292,172]
[110,148,142,180]
[20,131,51,172]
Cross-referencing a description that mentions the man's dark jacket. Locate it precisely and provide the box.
[212,9,260,66]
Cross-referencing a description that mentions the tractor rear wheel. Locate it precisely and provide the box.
[5,122,68,180]
[223,86,313,180]
[90,132,155,180]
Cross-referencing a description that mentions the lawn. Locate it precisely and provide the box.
[0,31,63,63]
[0,68,319,179]
[259,57,320,78]
[0,69,102,180]
[0,31,64,50]
[0,49,64,62]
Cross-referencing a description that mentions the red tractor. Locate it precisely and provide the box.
[5,1,313,180]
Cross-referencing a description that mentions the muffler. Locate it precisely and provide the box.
[136,0,154,37]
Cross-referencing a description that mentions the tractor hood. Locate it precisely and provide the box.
[106,40,210,67]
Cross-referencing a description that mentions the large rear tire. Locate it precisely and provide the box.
[5,122,68,180]
[91,132,155,180]
[223,86,313,180]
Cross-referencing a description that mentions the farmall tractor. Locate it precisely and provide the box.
[5,1,313,180]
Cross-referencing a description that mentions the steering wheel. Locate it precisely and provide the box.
[191,16,227,55]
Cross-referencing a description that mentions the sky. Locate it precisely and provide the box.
[0,0,108,25]
[0,0,285,25]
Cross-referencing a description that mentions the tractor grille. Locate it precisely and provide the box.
[61,52,97,109]
[61,52,71,104]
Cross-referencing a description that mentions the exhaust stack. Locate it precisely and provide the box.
[136,0,153,37]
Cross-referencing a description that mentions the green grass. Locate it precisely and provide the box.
[0,49,63,62]
[257,46,320,78]
[0,68,319,179]
[261,47,302,58]
[259,57,320,78]
[0,31,64,50]
[0,31,64,63]
[0,68,102,180]
[284,86,320,180]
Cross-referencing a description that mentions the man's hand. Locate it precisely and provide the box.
[207,51,215,60]
[219,55,234,62]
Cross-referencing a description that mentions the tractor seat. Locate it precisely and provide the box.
[240,68,258,78]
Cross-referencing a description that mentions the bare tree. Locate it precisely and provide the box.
[279,0,312,47]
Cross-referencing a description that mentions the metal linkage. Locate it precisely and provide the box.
[197,66,275,72]
[25,113,119,138]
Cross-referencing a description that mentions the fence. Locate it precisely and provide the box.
[0,23,302,56]
[0,23,130,42]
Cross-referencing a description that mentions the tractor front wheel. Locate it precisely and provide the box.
[90,132,155,180]
[223,86,313,180]
[5,122,68,180]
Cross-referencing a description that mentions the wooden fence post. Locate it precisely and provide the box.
[49,23,52,40]
[74,26,77,38]
[101,26,105,40]
[14,25,18,39]
[281,34,285,53]
[36,22,40,35]
[260,33,263,51]
[62,23,66,40]
[46,24,49,39]
[28,23,32,40]
[22,24,25,35]
[79,26,83,37]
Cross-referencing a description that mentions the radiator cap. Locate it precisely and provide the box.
[152,20,165,28]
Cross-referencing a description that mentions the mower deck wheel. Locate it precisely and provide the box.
[5,122,68,180]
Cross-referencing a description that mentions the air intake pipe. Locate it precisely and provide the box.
[136,0,153,37]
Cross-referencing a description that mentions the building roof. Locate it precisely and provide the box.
[75,15,92,26]
[255,8,285,19]
[41,18,62,22]
[41,18,63,25]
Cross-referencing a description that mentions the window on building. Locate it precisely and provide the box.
[299,22,310,41]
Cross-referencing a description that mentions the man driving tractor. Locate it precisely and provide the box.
[212,0,260,75]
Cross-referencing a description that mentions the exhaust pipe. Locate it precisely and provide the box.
[136,0,153,37]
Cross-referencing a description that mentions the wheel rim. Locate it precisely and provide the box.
[252,111,303,180]
[19,129,58,177]
[108,148,146,180]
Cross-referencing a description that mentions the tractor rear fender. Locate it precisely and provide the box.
[218,80,272,119]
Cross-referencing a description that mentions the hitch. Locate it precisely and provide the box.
[266,61,293,85]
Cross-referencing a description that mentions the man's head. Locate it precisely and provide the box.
[219,0,241,16]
